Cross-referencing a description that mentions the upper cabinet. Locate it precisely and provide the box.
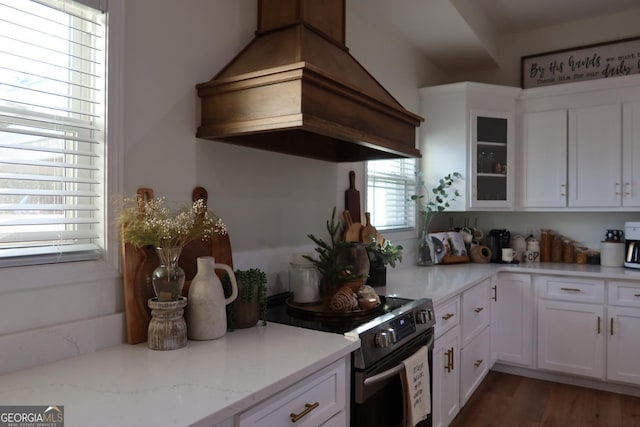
[518,74,640,210]
[420,82,521,211]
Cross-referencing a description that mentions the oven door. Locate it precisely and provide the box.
[352,331,434,427]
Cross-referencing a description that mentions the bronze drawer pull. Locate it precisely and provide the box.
[611,318,615,336]
[560,287,581,292]
[290,402,319,423]
[474,359,483,368]
[445,349,452,372]
[474,307,484,313]
[634,294,640,297]
[442,313,455,320]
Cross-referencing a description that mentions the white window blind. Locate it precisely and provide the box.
[366,158,417,231]
[0,0,106,267]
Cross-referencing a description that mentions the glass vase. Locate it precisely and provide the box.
[417,215,435,266]
[152,247,186,302]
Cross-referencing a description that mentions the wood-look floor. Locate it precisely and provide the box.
[449,371,640,427]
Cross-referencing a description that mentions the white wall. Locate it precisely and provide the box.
[0,0,440,374]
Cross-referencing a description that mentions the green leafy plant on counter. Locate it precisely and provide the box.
[303,207,359,287]
[411,171,463,232]
[366,238,403,269]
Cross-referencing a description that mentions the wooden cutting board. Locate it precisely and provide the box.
[121,186,233,345]
[345,170,362,223]
[360,212,377,244]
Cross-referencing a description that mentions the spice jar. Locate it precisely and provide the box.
[563,240,575,263]
[540,229,552,262]
[552,235,564,263]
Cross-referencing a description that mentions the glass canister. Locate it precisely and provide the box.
[289,255,320,304]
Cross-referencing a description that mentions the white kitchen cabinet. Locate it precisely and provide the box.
[460,326,491,405]
[237,358,347,427]
[491,273,533,367]
[623,101,640,206]
[537,299,605,379]
[606,305,640,386]
[536,275,606,379]
[606,280,640,386]
[518,75,640,210]
[568,104,622,207]
[432,325,460,427]
[459,279,492,406]
[419,82,520,211]
[519,110,568,208]
[461,278,491,346]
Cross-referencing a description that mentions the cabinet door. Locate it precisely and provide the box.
[460,326,491,405]
[623,102,640,206]
[492,273,533,366]
[470,110,514,209]
[461,278,491,347]
[568,104,622,207]
[520,110,568,207]
[607,306,640,386]
[537,300,604,379]
[432,326,460,427]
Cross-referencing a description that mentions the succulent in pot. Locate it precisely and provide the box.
[223,268,267,330]
[365,238,403,288]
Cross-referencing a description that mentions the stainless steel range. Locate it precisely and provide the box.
[267,294,435,427]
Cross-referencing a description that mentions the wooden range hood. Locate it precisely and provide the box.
[196,0,423,162]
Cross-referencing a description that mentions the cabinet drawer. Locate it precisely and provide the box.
[435,297,460,338]
[536,276,604,303]
[608,280,640,307]
[460,326,490,405]
[238,359,346,427]
[461,279,491,346]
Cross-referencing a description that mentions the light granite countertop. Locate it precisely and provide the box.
[384,262,640,305]
[3,262,639,427]
[0,322,359,427]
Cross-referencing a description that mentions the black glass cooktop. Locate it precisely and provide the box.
[266,292,414,335]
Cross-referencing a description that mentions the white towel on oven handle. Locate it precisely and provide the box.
[401,345,430,427]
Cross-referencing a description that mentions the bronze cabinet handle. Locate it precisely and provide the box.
[492,285,497,301]
[597,316,601,334]
[560,287,581,292]
[442,313,455,320]
[611,318,615,336]
[290,402,319,423]
[474,359,483,368]
[445,349,452,372]
[474,307,484,313]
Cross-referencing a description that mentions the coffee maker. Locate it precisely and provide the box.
[488,229,511,263]
[624,222,640,269]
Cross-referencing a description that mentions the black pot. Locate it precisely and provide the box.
[366,265,387,288]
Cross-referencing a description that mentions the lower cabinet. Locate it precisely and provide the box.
[460,326,491,404]
[536,275,640,387]
[433,325,460,427]
[492,273,533,366]
[537,299,605,379]
[237,358,347,427]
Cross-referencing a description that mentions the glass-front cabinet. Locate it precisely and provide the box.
[419,82,519,211]
[471,111,513,208]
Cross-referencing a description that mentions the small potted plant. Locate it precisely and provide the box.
[224,268,267,330]
[365,238,403,287]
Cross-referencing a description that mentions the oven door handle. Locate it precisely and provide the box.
[363,333,434,387]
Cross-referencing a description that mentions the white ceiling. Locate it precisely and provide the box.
[358,0,640,72]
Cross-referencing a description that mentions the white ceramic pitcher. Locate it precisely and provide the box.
[187,256,238,340]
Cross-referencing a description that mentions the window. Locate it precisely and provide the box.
[0,0,107,267]
[366,158,417,231]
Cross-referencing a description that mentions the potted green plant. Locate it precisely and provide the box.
[365,238,403,287]
[303,207,363,305]
[224,268,267,330]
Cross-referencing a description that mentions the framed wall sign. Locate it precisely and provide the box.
[521,37,640,89]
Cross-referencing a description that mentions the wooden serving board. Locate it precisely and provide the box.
[345,170,362,223]
[121,186,233,344]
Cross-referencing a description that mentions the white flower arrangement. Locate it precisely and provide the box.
[117,196,226,249]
